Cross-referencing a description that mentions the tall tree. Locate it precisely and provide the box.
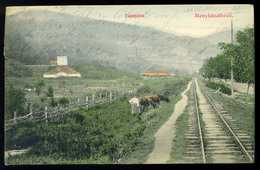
[233,28,255,94]
[201,28,254,94]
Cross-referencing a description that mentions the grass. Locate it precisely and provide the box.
[167,105,190,163]
[118,95,183,164]
[5,64,192,164]
[5,64,143,91]
[236,92,255,104]
[5,99,145,165]
[119,77,191,164]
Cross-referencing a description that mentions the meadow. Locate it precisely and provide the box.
[5,64,192,164]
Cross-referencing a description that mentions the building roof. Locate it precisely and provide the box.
[45,66,80,75]
[142,72,171,76]
[49,60,57,64]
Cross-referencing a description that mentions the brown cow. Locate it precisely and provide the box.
[146,95,170,107]
[140,97,156,113]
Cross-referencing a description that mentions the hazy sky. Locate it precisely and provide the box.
[6,5,254,37]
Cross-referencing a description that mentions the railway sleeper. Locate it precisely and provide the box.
[184,151,203,155]
[206,147,239,151]
[208,150,242,154]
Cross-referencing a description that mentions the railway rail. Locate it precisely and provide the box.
[182,78,254,163]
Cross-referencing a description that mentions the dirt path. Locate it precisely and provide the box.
[145,81,192,164]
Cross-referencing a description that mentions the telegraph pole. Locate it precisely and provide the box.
[231,20,234,98]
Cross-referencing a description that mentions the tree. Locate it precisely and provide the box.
[5,83,26,119]
[34,80,57,107]
[233,28,255,94]
[201,28,255,94]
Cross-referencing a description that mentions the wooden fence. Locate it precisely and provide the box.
[4,91,135,130]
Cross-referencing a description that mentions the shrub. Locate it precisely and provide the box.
[204,81,231,95]
[5,99,145,163]
[59,97,69,105]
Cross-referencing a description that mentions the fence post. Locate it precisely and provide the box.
[45,106,48,123]
[14,111,17,124]
[110,92,112,101]
[69,100,72,111]
[123,82,125,87]
[78,98,80,107]
[86,95,89,110]
[100,93,102,99]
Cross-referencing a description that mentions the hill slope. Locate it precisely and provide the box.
[5,10,235,74]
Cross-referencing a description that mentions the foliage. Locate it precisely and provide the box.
[200,28,254,93]
[45,86,54,98]
[5,65,33,77]
[35,80,46,98]
[4,83,27,119]
[203,80,231,95]
[136,85,152,94]
[233,28,255,93]
[5,99,145,163]
[34,80,57,107]
[59,97,69,105]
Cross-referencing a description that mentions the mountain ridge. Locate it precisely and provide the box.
[4,9,244,74]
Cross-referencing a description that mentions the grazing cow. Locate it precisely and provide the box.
[157,95,170,102]
[146,95,161,107]
[139,97,156,113]
[146,95,170,107]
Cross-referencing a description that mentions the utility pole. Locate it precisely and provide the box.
[231,20,234,98]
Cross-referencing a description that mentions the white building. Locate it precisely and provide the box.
[43,66,81,78]
[57,56,68,66]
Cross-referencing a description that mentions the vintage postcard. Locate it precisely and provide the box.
[4,5,254,164]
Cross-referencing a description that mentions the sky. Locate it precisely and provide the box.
[6,5,254,37]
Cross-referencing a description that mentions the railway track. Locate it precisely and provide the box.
[182,78,254,163]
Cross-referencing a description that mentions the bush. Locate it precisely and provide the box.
[59,97,69,105]
[204,81,231,95]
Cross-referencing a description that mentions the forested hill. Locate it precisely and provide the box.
[5,10,237,74]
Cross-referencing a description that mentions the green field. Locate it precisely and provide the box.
[5,64,192,164]
[5,99,145,164]
[4,64,143,119]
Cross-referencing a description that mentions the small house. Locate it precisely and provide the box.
[43,66,81,78]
